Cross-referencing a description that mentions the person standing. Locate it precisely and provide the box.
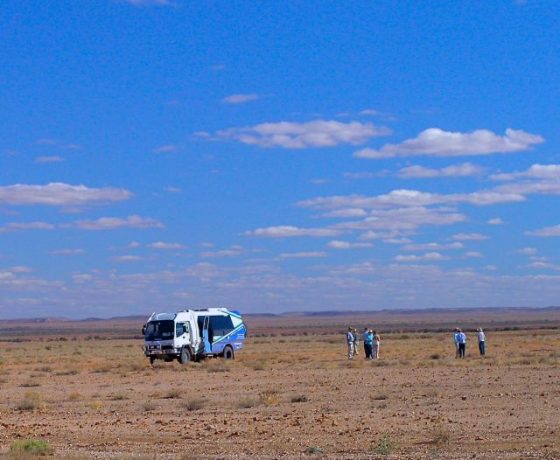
[346,327,355,359]
[456,328,467,358]
[352,328,360,357]
[453,328,461,358]
[372,331,381,359]
[362,327,372,359]
[477,328,486,356]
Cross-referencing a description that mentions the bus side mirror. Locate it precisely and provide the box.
[142,325,146,335]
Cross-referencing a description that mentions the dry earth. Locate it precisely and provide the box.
[0,313,559,459]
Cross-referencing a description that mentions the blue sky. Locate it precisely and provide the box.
[1,0,559,318]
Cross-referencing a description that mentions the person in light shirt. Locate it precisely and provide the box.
[477,328,486,356]
[454,328,467,358]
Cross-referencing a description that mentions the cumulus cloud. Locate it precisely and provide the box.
[0,183,132,206]
[402,242,463,251]
[111,255,142,263]
[517,247,537,255]
[222,94,260,104]
[334,207,466,232]
[394,252,447,262]
[0,221,55,232]
[526,224,560,237]
[246,225,341,238]
[398,162,484,178]
[355,128,543,159]
[148,241,186,250]
[452,233,489,241]
[487,218,504,225]
[279,251,327,259]
[69,215,164,230]
[153,144,179,154]
[491,164,560,181]
[216,120,391,149]
[51,248,85,256]
[299,188,525,210]
[202,246,243,258]
[326,240,373,249]
[35,155,65,164]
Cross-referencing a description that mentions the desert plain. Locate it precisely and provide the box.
[0,308,559,459]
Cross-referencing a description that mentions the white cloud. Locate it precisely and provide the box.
[334,207,466,232]
[0,183,132,206]
[464,251,483,258]
[394,252,447,262]
[517,247,537,256]
[0,221,55,232]
[398,162,484,178]
[69,215,164,231]
[148,241,186,250]
[35,155,65,164]
[222,94,260,104]
[202,246,243,258]
[343,172,376,180]
[246,225,341,238]
[111,255,142,262]
[279,251,327,259]
[402,241,463,252]
[526,224,560,237]
[491,164,560,181]
[164,186,182,193]
[319,208,368,218]
[326,240,373,249]
[355,128,543,159]
[487,218,504,225]
[153,144,179,154]
[452,233,489,241]
[216,120,391,149]
[51,248,85,256]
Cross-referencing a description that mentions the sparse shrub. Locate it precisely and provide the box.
[163,388,182,399]
[430,353,441,360]
[248,360,265,371]
[109,393,128,401]
[236,397,259,409]
[305,446,323,454]
[260,389,279,406]
[55,368,79,376]
[17,391,44,411]
[205,361,229,373]
[291,394,309,403]
[142,401,156,412]
[89,400,103,410]
[20,381,41,388]
[370,393,388,401]
[182,398,206,411]
[10,439,53,456]
[68,391,81,401]
[429,425,451,446]
[374,433,395,455]
[35,366,52,373]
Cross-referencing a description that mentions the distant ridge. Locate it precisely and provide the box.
[1,306,559,323]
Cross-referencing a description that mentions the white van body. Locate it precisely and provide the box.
[142,308,246,364]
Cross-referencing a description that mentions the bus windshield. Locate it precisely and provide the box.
[145,320,174,341]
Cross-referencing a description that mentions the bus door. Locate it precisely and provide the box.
[202,316,212,354]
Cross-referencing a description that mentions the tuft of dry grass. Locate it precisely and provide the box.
[162,388,182,399]
[260,389,280,406]
[235,396,259,409]
[17,391,44,411]
[182,398,206,411]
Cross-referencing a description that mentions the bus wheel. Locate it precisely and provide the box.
[223,345,235,360]
[149,356,156,365]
